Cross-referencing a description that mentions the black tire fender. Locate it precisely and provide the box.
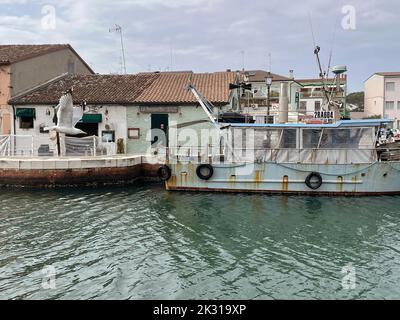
[196,164,214,181]
[305,172,323,190]
[157,165,172,181]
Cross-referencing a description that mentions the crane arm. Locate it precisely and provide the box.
[186,84,220,130]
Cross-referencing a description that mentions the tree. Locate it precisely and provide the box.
[347,92,364,112]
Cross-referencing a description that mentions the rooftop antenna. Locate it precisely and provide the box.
[241,50,245,70]
[109,24,127,74]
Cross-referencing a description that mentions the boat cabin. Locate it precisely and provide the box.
[218,119,392,165]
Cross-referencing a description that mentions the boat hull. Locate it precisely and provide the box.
[166,161,400,195]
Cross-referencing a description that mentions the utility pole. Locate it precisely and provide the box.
[110,24,127,74]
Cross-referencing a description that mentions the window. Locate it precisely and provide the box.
[299,101,307,111]
[386,82,395,92]
[302,129,322,148]
[16,108,35,129]
[101,131,115,143]
[19,117,34,129]
[315,101,321,111]
[128,128,140,139]
[397,102,400,110]
[385,101,395,110]
[280,129,297,148]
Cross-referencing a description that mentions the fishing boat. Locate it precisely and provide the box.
[157,47,400,195]
[161,118,400,195]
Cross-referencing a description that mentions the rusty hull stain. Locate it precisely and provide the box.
[282,175,289,192]
[337,176,344,193]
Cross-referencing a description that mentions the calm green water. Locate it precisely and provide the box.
[1,183,400,300]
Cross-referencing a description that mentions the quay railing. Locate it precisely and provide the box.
[0,135,117,158]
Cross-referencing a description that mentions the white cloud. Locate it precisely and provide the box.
[0,0,400,90]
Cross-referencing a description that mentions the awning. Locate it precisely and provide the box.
[16,108,36,118]
[81,114,102,123]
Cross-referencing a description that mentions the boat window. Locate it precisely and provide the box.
[254,129,282,149]
[280,129,297,149]
[302,129,322,148]
[319,128,375,149]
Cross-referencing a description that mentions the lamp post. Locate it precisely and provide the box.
[265,72,273,123]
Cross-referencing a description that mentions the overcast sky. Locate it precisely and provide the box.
[0,0,399,91]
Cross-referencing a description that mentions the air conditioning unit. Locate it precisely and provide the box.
[251,103,259,109]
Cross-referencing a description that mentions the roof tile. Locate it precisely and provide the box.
[135,71,237,105]
[9,74,160,105]
[0,44,71,64]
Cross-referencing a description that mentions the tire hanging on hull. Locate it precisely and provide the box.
[305,172,323,190]
[158,165,172,181]
[196,164,214,181]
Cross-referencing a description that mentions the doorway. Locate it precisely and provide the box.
[151,114,169,147]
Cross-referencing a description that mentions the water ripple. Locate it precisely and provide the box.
[1,184,400,299]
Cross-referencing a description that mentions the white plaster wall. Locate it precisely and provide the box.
[364,74,384,117]
[12,104,127,155]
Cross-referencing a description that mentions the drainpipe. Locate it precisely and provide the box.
[12,104,16,156]
[11,105,16,135]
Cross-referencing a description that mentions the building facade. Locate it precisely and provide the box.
[364,72,400,128]
[238,70,301,123]
[8,71,237,156]
[0,44,94,135]
[297,75,347,120]
[129,71,237,155]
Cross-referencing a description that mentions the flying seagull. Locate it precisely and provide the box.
[44,88,86,135]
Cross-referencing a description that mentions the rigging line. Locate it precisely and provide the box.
[308,12,317,49]
[327,3,342,79]
[274,161,379,176]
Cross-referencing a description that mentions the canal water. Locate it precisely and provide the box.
[1,183,400,300]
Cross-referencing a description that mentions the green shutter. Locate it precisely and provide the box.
[16,108,36,119]
[81,114,102,123]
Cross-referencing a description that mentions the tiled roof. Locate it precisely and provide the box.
[9,74,160,105]
[242,70,293,82]
[0,44,95,74]
[134,71,237,105]
[296,77,347,85]
[376,72,400,77]
[10,71,237,106]
[0,44,71,64]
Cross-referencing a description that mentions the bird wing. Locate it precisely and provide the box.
[57,91,74,128]
[72,106,84,127]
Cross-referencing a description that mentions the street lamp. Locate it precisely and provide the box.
[265,72,273,123]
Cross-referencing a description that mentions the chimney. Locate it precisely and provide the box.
[289,70,294,79]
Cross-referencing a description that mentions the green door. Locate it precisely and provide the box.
[151,114,169,147]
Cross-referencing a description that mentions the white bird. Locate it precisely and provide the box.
[44,88,86,136]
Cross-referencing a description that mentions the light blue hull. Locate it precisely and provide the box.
[166,161,400,195]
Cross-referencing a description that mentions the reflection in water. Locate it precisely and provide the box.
[0,184,400,300]
[305,197,322,215]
